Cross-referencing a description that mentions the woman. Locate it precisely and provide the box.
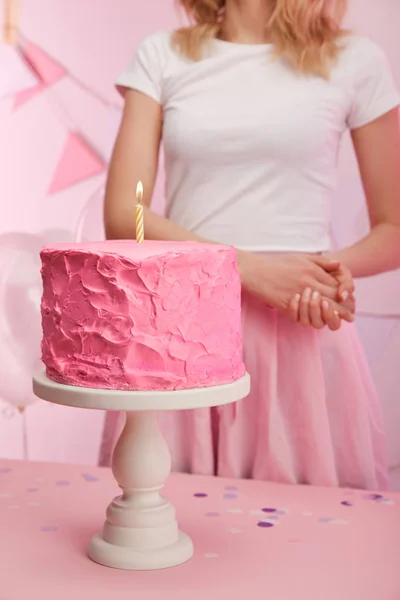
[102,0,400,489]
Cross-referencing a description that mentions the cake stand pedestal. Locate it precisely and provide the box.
[32,370,250,571]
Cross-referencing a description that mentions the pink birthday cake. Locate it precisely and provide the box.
[40,240,245,391]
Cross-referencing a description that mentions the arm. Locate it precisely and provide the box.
[329,108,400,278]
[104,89,204,243]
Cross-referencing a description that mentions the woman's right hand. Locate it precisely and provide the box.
[287,263,356,331]
[237,250,354,323]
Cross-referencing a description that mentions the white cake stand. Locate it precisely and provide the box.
[32,370,250,571]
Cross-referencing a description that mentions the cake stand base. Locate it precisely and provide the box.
[88,531,193,571]
[33,371,250,571]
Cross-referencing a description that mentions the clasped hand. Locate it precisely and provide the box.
[237,251,355,331]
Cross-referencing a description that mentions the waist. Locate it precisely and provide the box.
[166,201,331,254]
[167,213,332,253]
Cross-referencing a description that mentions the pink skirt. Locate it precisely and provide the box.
[100,292,389,490]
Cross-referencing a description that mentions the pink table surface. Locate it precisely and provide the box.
[0,459,399,600]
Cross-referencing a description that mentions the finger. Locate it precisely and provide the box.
[338,286,349,302]
[321,299,341,331]
[312,282,339,300]
[336,267,355,295]
[288,293,301,322]
[336,303,355,323]
[336,270,354,287]
[338,284,355,303]
[299,287,312,326]
[339,292,356,314]
[308,291,325,329]
[334,288,356,315]
[345,295,356,314]
[311,255,340,272]
[314,268,339,288]
[315,283,356,308]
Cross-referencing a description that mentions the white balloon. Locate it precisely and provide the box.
[0,233,45,408]
[75,185,105,242]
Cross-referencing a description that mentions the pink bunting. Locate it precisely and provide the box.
[13,43,66,109]
[48,132,105,194]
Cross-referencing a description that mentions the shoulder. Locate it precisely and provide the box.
[135,30,176,62]
[138,30,172,49]
[336,35,389,73]
[131,30,189,78]
[116,30,190,102]
[335,35,399,129]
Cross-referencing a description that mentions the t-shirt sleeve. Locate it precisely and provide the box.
[115,33,165,103]
[346,40,400,129]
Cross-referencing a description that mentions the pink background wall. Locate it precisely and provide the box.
[0,0,399,488]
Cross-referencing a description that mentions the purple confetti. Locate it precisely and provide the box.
[56,480,70,486]
[205,512,220,517]
[257,521,274,528]
[27,488,38,492]
[328,519,349,525]
[341,501,353,507]
[223,493,239,500]
[224,485,238,491]
[0,467,12,473]
[363,494,383,501]
[40,525,58,532]
[194,493,208,498]
[275,509,287,516]
[262,508,276,513]
[82,473,99,483]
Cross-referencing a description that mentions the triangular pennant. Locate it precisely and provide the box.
[48,132,105,194]
[13,42,66,108]
[23,42,66,84]
[13,82,45,108]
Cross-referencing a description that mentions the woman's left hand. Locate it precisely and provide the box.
[335,263,355,309]
[289,264,356,330]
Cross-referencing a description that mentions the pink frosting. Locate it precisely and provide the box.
[40,240,245,391]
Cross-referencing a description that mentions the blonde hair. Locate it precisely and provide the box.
[173,0,348,78]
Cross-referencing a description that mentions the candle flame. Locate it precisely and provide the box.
[136,181,143,204]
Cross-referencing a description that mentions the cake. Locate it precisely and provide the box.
[40,240,245,391]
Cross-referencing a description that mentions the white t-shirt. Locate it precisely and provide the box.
[116,31,399,252]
